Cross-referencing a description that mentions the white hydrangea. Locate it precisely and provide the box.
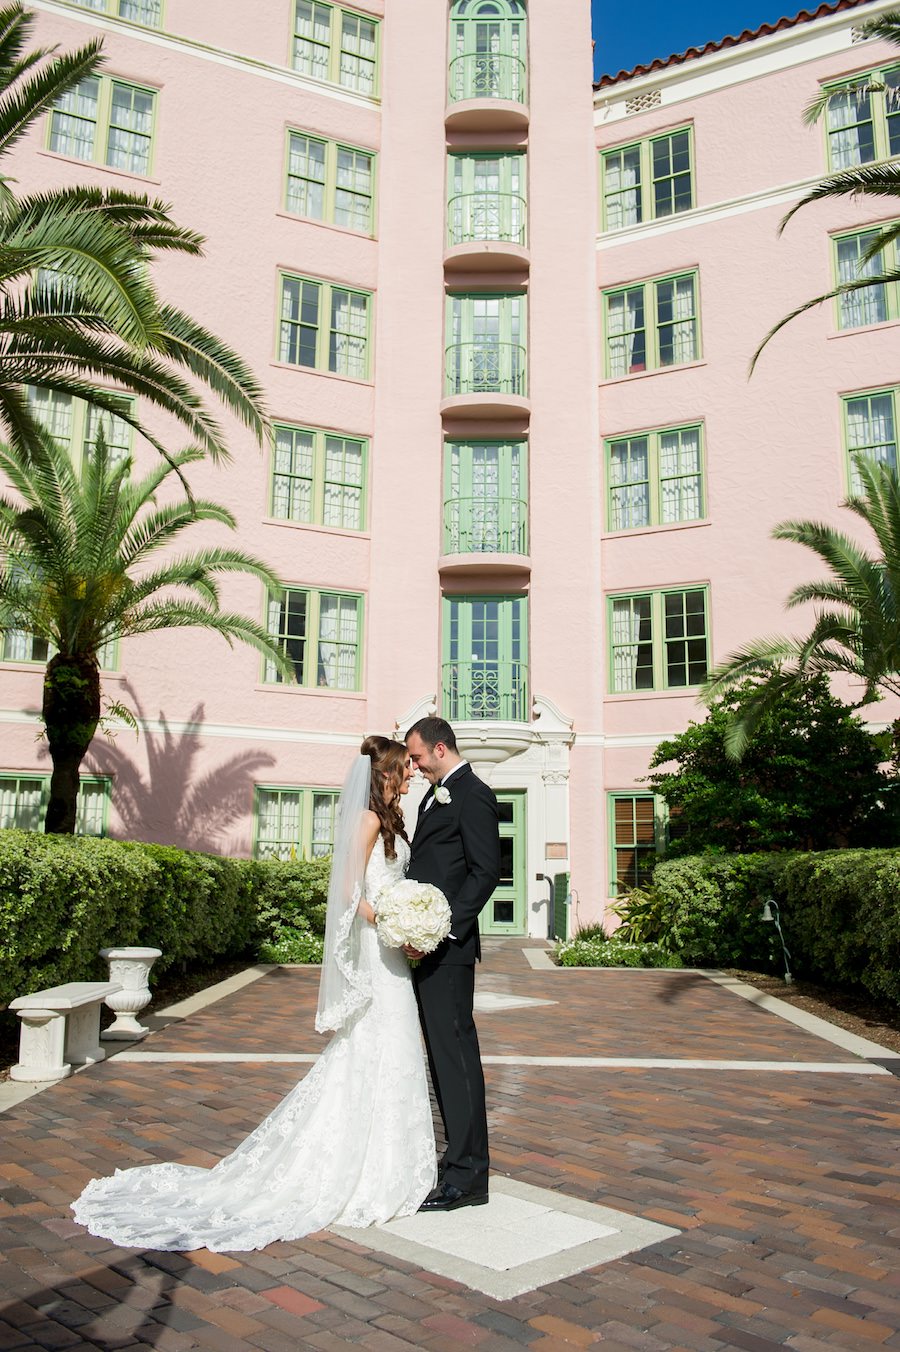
[376,879,452,955]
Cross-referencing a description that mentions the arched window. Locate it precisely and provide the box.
[449,0,527,104]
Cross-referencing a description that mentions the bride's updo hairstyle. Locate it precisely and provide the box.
[360,734,409,860]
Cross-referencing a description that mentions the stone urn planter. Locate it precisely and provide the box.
[100,947,162,1040]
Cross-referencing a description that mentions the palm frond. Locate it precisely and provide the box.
[781,159,900,234]
[0,35,103,162]
[750,267,900,371]
[158,306,268,443]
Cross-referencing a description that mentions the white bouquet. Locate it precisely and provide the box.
[376,879,453,961]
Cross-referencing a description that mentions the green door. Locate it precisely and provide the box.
[483,790,526,935]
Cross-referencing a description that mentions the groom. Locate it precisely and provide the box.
[405,716,501,1211]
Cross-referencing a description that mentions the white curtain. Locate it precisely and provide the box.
[294,1,331,81]
[607,290,643,377]
[311,793,337,856]
[0,779,43,831]
[670,277,697,364]
[660,428,701,523]
[609,438,649,529]
[107,85,153,174]
[611,598,645,692]
[330,291,367,377]
[323,438,363,529]
[272,428,313,523]
[257,790,300,860]
[827,88,873,168]
[317,597,358,689]
[339,14,376,94]
[837,233,886,328]
[605,147,641,230]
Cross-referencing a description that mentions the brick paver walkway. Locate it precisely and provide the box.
[2,940,899,1351]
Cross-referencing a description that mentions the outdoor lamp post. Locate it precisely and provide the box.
[761,899,793,985]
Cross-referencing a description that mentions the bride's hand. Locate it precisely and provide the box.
[403,944,425,959]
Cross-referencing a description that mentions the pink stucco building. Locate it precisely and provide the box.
[1,0,897,935]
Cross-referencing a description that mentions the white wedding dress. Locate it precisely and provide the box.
[71,837,436,1252]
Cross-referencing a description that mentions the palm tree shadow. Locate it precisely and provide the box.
[85,681,275,853]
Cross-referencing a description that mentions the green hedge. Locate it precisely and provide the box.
[610,849,900,1006]
[0,830,330,1008]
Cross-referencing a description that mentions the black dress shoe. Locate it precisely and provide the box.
[419,1182,489,1212]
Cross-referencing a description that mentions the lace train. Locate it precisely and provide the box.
[71,839,436,1251]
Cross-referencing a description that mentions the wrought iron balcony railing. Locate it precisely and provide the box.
[442,660,528,722]
[448,52,527,105]
[447,193,527,247]
[444,342,527,398]
[443,497,528,555]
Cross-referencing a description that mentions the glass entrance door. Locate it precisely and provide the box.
[483,790,526,935]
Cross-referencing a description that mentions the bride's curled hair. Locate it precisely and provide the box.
[360,735,410,859]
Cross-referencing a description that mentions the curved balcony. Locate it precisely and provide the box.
[445,193,529,274]
[441,342,529,420]
[446,53,529,132]
[442,660,529,723]
[440,497,530,577]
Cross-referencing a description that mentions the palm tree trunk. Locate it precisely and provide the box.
[42,652,100,834]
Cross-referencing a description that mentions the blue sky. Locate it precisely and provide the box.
[591,0,827,80]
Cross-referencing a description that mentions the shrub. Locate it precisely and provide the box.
[556,937,682,968]
[258,927,325,964]
[648,853,790,967]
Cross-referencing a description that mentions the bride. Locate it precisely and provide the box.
[71,735,437,1251]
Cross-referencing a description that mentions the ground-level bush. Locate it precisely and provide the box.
[0,831,331,1007]
[599,848,900,1006]
[555,937,682,968]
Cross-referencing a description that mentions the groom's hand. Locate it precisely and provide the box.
[403,944,425,960]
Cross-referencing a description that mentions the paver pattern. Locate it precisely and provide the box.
[1,939,899,1351]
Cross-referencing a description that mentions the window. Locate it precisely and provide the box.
[49,77,156,175]
[270,424,367,530]
[606,424,704,531]
[604,272,699,378]
[286,131,375,234]
[0,774,110,835]
[26,385,134,472]
[448,153,526,246]
[70,0,162,23]
[608,794,666,895]
[833,224,899,330]
[254,786,339,859]
[442,595,528,721]
[449,0,527,105]
[278,274,371,379]
[293,2,379,96]
[445,293,527,396]
[265,587,363,690]
[844,389,898,491]
[825,64,900,169]
[608,587,709,693]
[601,127,693,231]
[444,440,527,554]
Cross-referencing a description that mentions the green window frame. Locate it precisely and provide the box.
[49,75,157,175]
[442,594,528,722]
[448,0,527,105]
[604,271,700,378]
[608,586,709,693]
[270,424,367,531]
[608,793,667,896]
[69,0,163,24]
[601,127,693,231]
[285,130,375,234]
[0,773,110,835]
[843,387,898,491]
[445,292,527,397]
[443,439,528,555]
[264,587,363,690]
[824,64,900,170]
[832,223,900,330]
[606,423,704,531]
[292,2,380,97]
[254,785,339,859]
[26,384,135,474]
[447,152,526,247]
[278,273,372,380]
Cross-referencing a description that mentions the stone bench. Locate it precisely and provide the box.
[9,982,122,1083]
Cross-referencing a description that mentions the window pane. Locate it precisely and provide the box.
[611,596,653,691]
[280,277,320,367]
[256,788,300,859]
[827,85,876,168]
[266,588,307,683]
[659,426,702,523]
[613,797,657,891]
[340,12,377,94]
[847,392,897,487]
[106,83,154,174]
[656,275,697,366]
[609,436,650,529]
[294,0,331,80]
[317,594,359,689]
[118,0,162,25]
[329,289,368,377]
[323,436,364,529]
[604,146,641,229]
[286,133,326,219]
[50,77,99,160]
[836,231,887,329]
[272,426,315,521]
[311,792,338,855]
[334,147,373,232]
[663,590,707,687]
[652,130,692,218]
[607,288,646,376]
[0,777,44,831]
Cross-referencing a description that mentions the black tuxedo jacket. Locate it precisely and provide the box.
[408,762,501,967]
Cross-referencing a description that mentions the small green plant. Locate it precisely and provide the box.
[609,884,677,949]
[258,926,324,964]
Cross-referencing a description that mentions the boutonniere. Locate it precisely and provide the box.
[434,785,452,806]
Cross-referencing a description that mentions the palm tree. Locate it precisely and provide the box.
[0,429,293,833]
[752,11,900,369]
[0,3,267,463]
[703,457,900,760]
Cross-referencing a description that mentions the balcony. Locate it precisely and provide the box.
[445,193,528,274]
[440,497,530,578]
[442,660,529,722]
[442,342,529,420]
[446,53,529,132]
